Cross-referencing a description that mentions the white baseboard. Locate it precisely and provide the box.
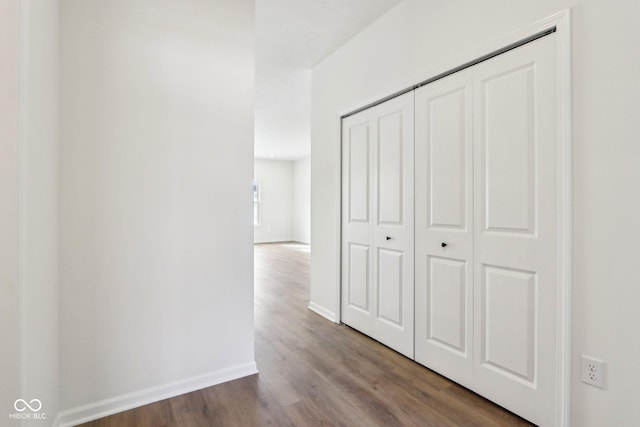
[308,302,338,323]
[53,361,258,427]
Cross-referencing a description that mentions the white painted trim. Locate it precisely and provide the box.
[17,0,30,402]
[308,302,338,323]
[334,113,343,325]
[334,9,573,427]
[553,9,573,427]
[53,362,258,427]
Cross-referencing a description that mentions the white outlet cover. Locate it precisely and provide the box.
[581,355,606,389]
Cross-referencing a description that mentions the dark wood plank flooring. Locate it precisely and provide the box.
[80,242,534,427]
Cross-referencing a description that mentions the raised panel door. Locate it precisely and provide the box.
[415,71,474,385]
[342,92,414,358]
[473,35,558,427]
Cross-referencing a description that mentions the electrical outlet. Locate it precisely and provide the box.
[581,355,606,389]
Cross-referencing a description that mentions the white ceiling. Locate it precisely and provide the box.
[254,0,402,160]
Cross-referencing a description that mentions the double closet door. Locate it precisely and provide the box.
[341,92,415,359]
[342,34,559,427]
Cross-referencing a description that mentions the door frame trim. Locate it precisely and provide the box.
[335,10,572,427]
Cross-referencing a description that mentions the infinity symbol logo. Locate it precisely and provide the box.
[14,399,42,412]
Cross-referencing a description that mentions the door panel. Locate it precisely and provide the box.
[483,64,536,234]
[473,35,557,426]
[342,92,414,358]
[348,123,370,223]
[428,256,467,354]
[415,71,474,385]
[481,265,536,383]
[377,111,404,225]
[347,244,370,312]
[429,87,467,229]
[377,248,403,326]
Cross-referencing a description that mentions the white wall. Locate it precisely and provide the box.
[310,0,640,425]
[58,0,256,423]
[0,0,20,419]
[254,159,294,243]
[293,157,311,244]
[254,62,311,160]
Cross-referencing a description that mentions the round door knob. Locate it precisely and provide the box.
[441,242,447,248]
[386,236,391,240]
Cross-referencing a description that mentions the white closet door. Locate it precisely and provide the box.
[472,35,558,426]
[342,112,374,337]
[414,71,474,385]
[341,92,414,358]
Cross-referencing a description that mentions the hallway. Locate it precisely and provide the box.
[82,243,533,426]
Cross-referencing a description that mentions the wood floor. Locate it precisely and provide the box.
[80,242,534,427]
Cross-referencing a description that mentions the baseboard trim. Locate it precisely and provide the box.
[53,361,258,427]
[308,302,337,323]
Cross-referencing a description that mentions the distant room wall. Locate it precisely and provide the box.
[293,156,311,244]
[254,159,294,243]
